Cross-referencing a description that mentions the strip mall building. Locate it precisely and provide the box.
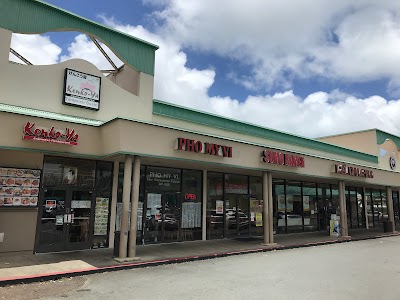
[1,0,399,259]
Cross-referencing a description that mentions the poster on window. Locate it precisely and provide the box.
[182,202,202,228]
[63,167,78,185]
[303,196,310,211]
[278,195,286,212]
[286,195,294,212]
[216,200,223,214]
[147,193,162,217]
[94,198,109,236]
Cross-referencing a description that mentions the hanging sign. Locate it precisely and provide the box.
[63,68,101,110]
[23,121,78,146]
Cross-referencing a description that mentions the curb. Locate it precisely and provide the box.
[1,232,399,286]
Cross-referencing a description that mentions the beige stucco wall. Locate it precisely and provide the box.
[0,149,43,253]
[116,120,400,188]
[0,58,154,123]
[378,139,400,171]
[153,115,379,168]
[318,130,378,156]
[0,29,11,64]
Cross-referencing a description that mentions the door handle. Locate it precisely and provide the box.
[63,214,74,224]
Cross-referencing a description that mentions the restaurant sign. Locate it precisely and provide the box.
[63,68,101,110]
[23,121,79,146]
[176,137,233,158]
[333,164,374,178]
[262,150,305,168]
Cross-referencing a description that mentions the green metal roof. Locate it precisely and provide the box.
[152,100,379,164]
[0,0,158,75]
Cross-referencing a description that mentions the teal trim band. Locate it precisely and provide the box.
[153,100,378,164]
[0,103,103,126]
[0,0,158,75]
[376,129,400,150]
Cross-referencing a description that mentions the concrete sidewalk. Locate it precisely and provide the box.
[0,228,398,286]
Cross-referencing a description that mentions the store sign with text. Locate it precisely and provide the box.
[333,164,374,178]
[175,137,233,158]
[261,150,305,168]
[23,121,79,146]
[63,68,101,110]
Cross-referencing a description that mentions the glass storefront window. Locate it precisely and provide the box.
[303,182,318,232]
[365,188,373,228]
[93,161,113,248]
[346,187,358,229]
[207,172,224,239]
[117,165,202,244]
[356,188,366,228]
[181,170,202,241]
[372,189,382,226]
[249,177,263,236]
[286,181,303,233]
[393,191,400,226]
[381,190,388,222]
[43,157,95,188]
[273,179,286,234]
[317,183,331,231]
[224,174,249,238]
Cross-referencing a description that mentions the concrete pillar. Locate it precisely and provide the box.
[118,155,132,259]
[262,171,270,244]
[363,187,369,230]
[202,170,207,241]
[338,181,349,237]
[128,156,141,258]
[0,29,12,64]
[386,186,395,231]
[268,172,274,243]
[108,161,120,248]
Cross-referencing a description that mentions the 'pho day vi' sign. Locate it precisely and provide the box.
[63,68,101,110]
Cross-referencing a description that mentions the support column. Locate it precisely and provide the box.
[202,170,207,241]
[262,172,270,245]
[108,161,120,248]
[118,155,132,259]
[268,172,274,244]
[338,181,349,237]
[363,187,369,230]
[128,156,141,258]
[386,186,395,232]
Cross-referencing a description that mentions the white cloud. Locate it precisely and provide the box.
[7,4,400,139]
[9,34,61,65]
[60,34,123,70]
[148,1,400,95]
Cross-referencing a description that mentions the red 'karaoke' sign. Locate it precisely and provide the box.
[22,121,79,146]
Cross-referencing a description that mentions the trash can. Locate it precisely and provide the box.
[383,221,394,233]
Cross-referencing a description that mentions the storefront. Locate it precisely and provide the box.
[34,157,113,253]
[1,1,400,259]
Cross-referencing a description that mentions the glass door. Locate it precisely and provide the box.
[36,189,68,253]
[66,189,94,250]
[35,188,94,252]
[224,194,250,238]
[162,192,180,242]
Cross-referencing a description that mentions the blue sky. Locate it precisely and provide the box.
[9,1,400,137]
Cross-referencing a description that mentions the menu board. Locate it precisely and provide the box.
[94,197,109,236]
[0,167,40,207]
